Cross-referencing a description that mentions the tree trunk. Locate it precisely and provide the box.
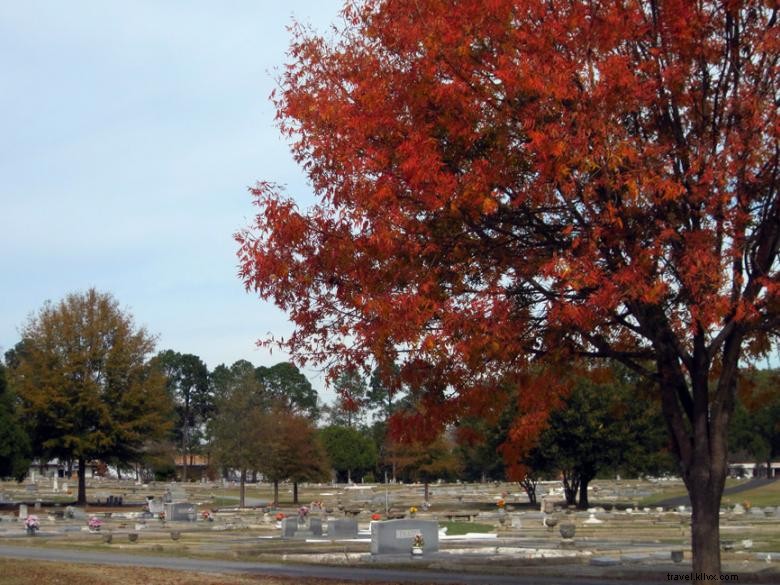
[77,456,87,506]
[181,421,188,482]
[520,477,537,505]
[689,474,724,575]
[651,326,739,575]
[562,471,579,506]
[293,481,299,504]
[239,468,246,508]
[424,481,430,502]
[578,476,590,510]
[273,480,279,507]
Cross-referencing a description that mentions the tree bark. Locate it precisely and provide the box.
[181,418,189,482]
[424,481,430,503]
[520,477,537,505]
[650,321,740,575]
[578,476,590,510]
[689,475,724,575]
[293,481,299,505]
[562,471,579,506]
[77,456,87,506]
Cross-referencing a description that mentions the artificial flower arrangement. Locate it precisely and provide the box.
[371,513,382,521]
[409,506,418,515]
[88,516,103,531]
[497,499,506,508]
[201,510,214,521]
[413,534,425,548]
[24,515,40,534]
[275,512,286,522]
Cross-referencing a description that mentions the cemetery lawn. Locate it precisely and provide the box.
[440,521,494,536]
[720,479,780,508]
[638,478,761,506]
[0,558,409,585]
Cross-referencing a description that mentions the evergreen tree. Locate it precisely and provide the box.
[0,362,31,481]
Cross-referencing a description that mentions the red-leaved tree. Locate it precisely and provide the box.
[237,0,778,573]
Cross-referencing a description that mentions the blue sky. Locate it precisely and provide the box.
[0,1,344,396]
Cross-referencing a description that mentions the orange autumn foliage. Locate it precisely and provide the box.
[237,1,778,573]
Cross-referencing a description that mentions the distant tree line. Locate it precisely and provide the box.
[1,289,777,508]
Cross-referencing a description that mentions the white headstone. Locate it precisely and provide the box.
[584,513,603,524]
[52,476,59,492]
[18,504,28,519]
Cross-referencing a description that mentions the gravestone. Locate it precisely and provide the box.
[167,485,187,502]
[52,476,58,492]
[328,518,358,539]
[163,502,196,522]
[370,519,439,554]
[65,506,87,520]
[309,517,323,536]
[18,504,28,520]
[281,517,298,539]
[147,497,165,515]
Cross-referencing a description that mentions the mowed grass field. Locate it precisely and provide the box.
[639,478,780,508]
[0,559,412,585]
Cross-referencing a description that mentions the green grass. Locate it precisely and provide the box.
[638,487,689,506]
[440,521,494,536]
[638,478,779,508]
[721,480,780,508]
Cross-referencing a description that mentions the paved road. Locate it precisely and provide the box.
[0,545,664,585]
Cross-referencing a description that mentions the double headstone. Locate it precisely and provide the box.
[370,519,439,554]
[328,518,358,539]
[281,516,324,539]
[163,502,196,522]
